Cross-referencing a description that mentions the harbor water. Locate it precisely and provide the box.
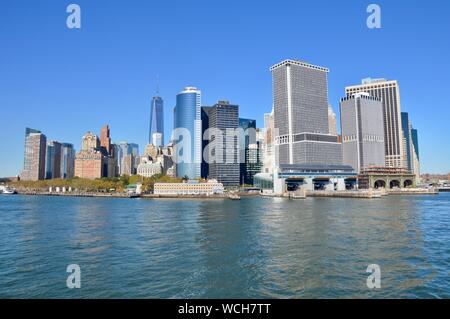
[0,194,449,298]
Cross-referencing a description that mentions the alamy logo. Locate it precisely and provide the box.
[66,4,81,29]
[66,264,81,289]
[367,4,382,29]
[366,264,381,289]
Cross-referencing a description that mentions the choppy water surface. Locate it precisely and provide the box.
[0,194,449,298]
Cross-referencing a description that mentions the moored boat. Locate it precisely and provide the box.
[228,193,241,200]
[0,186,17,195]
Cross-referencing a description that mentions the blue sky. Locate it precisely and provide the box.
[1,0,449,176]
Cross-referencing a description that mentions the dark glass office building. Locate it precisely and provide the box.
[239,118,261,185]
[207,101,240,187]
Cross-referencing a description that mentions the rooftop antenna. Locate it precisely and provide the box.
[156,74,160,96]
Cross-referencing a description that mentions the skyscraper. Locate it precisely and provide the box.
[60,143,75,179]
[206,101,240,187]
[173,87,202,179]
[129,143,139,173]
[239,118,257,185]
[401,112,413,172]
[115,142,132,176]
[345,78,404,168]
[201,106,212,179]
[98,124,118,177]
[328,106,337,136]
[411,128,420,181]
[21,127,47,181]
[262,109,275,174]
[149,96,164,146]
[152,133,163,148]
[244,141,262,186]
[115,142,139,176]
[45,141,62,179]
[75,132,104,179]
[401,112,420,181]
[340,93,385,173]
[271,59,342,166]
[100,124,112,156]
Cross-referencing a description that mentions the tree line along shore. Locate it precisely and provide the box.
[9,175,184,193]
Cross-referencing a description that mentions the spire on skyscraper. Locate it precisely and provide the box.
[156,74,160,96]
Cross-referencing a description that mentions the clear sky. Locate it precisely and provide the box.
[1,0,449,176]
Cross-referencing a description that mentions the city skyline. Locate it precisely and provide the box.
[1,0,450,176]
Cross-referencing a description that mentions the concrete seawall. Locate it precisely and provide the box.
[387,188,438,195]
[16,191,139,198]
[306,190,382,198]
[13,188,439,200]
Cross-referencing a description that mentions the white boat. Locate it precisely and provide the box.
[0,186,17,194]
[228,193,241,200]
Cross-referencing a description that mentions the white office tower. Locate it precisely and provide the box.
[152,132,163,148]
[340,93,386,173]
[271,59,342,166]
[328,105,337,135]
[345,78,405,169]
[261,109,276,174]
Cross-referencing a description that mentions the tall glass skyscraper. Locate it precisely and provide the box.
[411,129,419,161]
[173,87,202,179]
[239,118,257,185]
[45,141,62,179]
[401,112,420,180]
[401,112,413,172]
[149,96,164,146]
[60,143,75,179]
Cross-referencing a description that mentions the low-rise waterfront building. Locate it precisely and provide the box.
[154,179,224,196]
[274,164,357,194]
[255,164,357,195]
[358,167,416,189]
